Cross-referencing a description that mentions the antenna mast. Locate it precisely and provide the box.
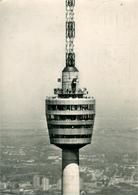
[66,0,75,67]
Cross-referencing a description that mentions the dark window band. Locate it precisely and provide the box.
[47,114,94,121]
[51,134,91,139]
[48,124,93,129]
[47,104,95,111]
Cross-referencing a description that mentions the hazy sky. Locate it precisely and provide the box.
[0,0,138,129]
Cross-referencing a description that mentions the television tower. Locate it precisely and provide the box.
[45,1,95,195]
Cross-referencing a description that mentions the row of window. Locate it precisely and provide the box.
[47,104,95,111]
[50,134,92,139]
[48,124,93,129]
[47,114,94,121]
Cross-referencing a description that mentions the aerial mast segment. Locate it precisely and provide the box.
[66,0,75,67]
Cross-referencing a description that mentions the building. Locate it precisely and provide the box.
[45,0,96,195]
[42,177,49,191]
[0,182,7,190]
[80,178,84,191]
[33,175,40,189]
[57,179,61,191]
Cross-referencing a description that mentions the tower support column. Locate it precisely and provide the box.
[62,148,80,195]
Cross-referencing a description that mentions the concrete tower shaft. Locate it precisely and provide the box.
[45,1,96,194]
[62,149,79,195]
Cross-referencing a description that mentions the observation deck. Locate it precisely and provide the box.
[46,91,95,148]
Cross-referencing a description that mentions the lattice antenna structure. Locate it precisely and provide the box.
[65,0,75,67]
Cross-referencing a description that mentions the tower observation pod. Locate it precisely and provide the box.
[45,1,96,195]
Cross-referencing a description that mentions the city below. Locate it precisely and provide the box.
[0,120,137,195]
